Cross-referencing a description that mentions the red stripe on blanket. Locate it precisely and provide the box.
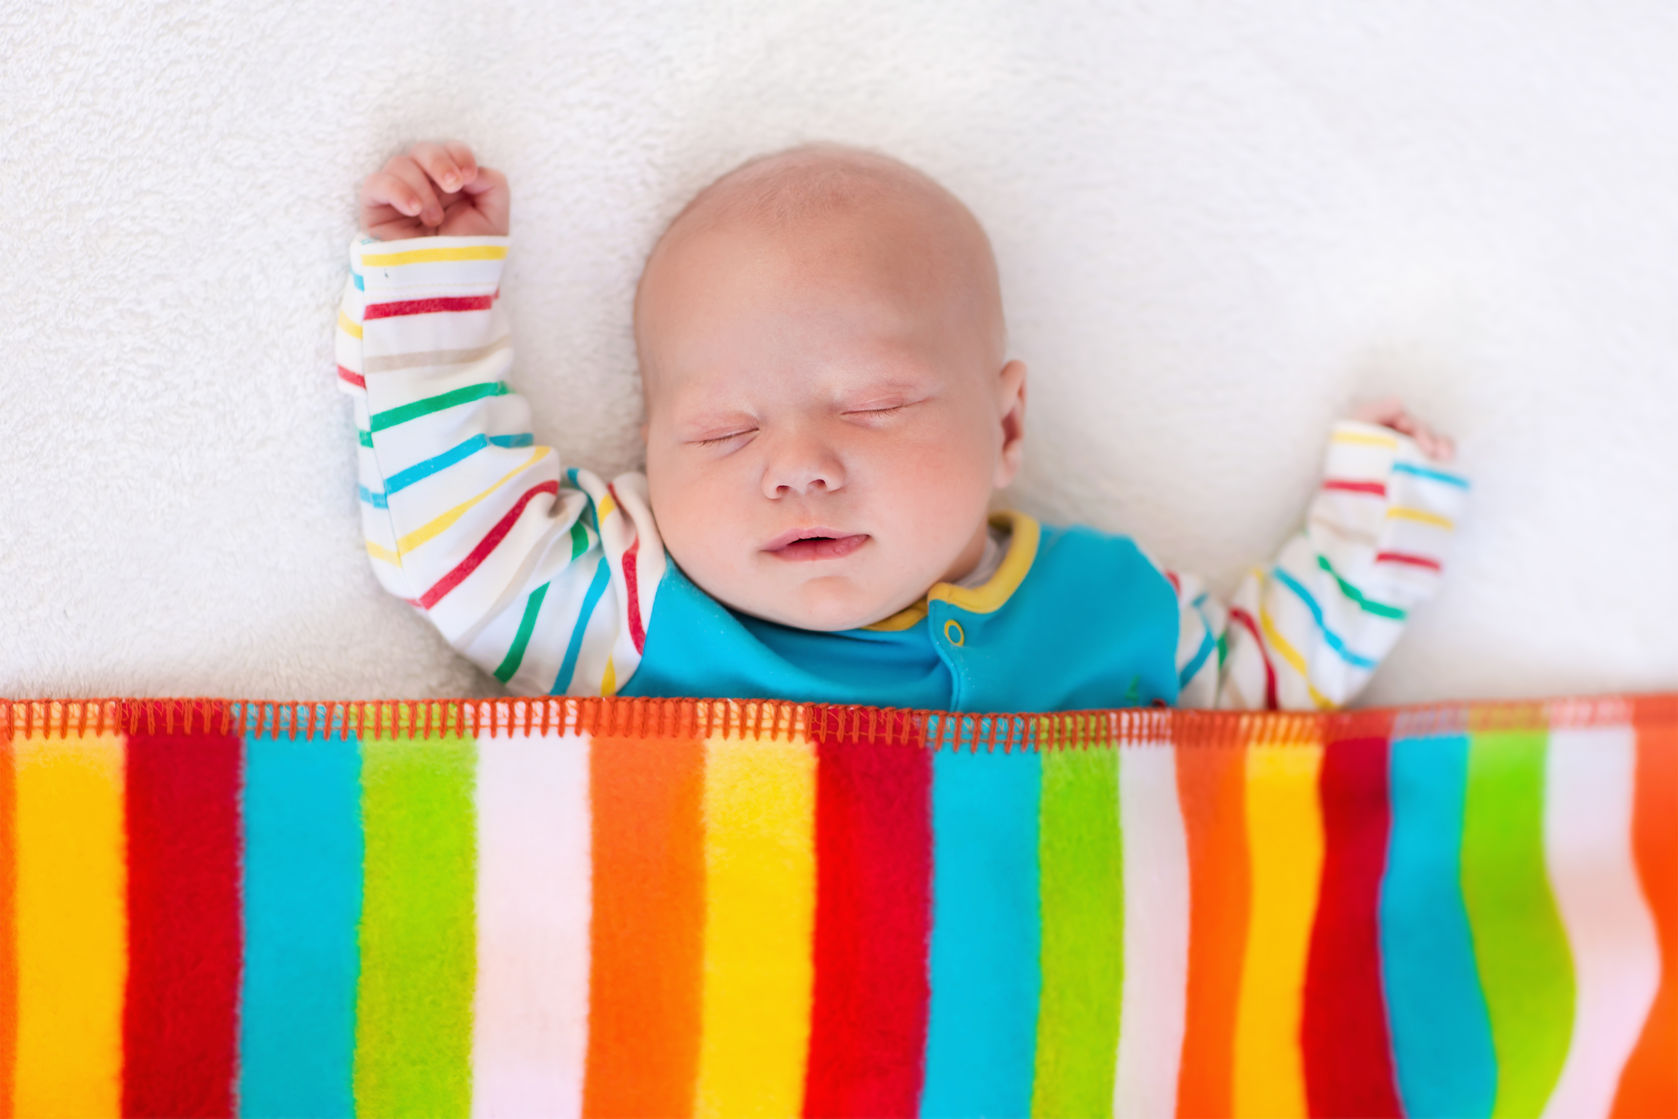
[362,294,494,319]
[1612,697,1678,1116]
[804,708,931,1118]
[1322,480,1386,497]
[1175,738,1251,1117]
[1302,724,1401,1117]
[417,480,560,610]
[583,730,705,1118]
[122,726,243,1117]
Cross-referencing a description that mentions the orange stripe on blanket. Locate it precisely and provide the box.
[1174,732,1251,1117]
[582,724,706,1118]
[1612,697,1678,1116]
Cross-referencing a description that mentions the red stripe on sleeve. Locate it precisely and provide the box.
[417,480,560,610]
[1374,552,1441,572]
[803,707,931,1119]
[1302,723,1402,1117]
[363,294,495,320]
[1322,480,1386,497]
[122,721,243,1117]
[1227,606,1279,710]
[620,537,645,655]
[1165,570,1181,597]
[337,365,365,388]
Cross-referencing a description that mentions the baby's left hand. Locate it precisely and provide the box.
[1351,395,1455,463]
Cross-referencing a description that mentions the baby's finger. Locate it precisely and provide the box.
[460,164,505,196]
[359,170,422,217]
[408,140,468,194]
[385,156,445,225]
[441,140,479,185]
[1351,394,1404,427]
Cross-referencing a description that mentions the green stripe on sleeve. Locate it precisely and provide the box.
[493,581,551,684]
[1315,553,1406,620]
[369,382,510,432]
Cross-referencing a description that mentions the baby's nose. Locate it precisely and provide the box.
[761,433,846,497]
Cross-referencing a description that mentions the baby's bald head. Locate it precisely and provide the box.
[632,142,1029,632]
[632,142,1007,399]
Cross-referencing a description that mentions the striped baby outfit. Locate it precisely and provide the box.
[335,234,1469,711]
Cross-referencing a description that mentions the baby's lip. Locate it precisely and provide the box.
[762,526,865,552]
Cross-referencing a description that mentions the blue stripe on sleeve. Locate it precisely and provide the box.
[381,433,534,497]
[549,554,612,695]
[1393,462,1470,489]
[1178,597,1215,687]
[1272,565,1378,669]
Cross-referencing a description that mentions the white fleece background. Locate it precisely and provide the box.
[3,1,1675,704]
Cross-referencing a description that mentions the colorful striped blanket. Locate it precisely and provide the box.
[3,694,1673,1119]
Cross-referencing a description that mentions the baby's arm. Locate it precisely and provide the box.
[335,142,662,694]
[1151,411,1469,710]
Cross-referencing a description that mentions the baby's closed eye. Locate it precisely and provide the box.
[689,403,912,447]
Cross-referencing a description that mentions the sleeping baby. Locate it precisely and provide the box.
[335,138,1467,711]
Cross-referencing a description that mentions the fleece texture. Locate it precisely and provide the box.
[1,695,1673,1116]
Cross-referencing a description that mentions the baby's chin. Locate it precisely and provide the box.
[705,575,913,633]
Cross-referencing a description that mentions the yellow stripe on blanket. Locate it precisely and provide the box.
[13,730,127,1117]
[696,729,817,1117]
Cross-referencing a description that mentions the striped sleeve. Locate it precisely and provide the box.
[334,233,666,696]
[1156,418,1470,711]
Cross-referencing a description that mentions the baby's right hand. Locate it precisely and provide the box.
[357,140,509,240]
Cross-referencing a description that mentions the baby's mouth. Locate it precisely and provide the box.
[765,534,870,562]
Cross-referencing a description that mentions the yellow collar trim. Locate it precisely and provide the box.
[861,510,1041,632]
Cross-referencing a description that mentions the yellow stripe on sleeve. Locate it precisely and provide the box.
[360,244,509,267]
[338,310,363,340]
[1257,597,1335,711]
[1386,507,1455,530]
[1330,429,1397,449]
[392,447,549,556]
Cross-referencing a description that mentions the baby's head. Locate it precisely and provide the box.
[635,142,1026,632]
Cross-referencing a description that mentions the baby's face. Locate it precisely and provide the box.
[638,195,1025,632]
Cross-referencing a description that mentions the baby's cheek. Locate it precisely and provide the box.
[666,469,753,576]
[885,426,990,493]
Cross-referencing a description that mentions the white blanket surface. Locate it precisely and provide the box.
[4,1,1674,702]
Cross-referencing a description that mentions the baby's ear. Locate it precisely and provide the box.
[995,359,1027,488]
